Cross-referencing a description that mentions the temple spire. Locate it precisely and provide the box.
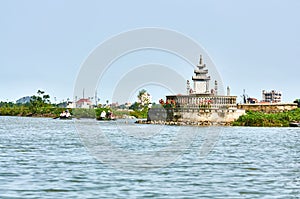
[199,54,203,65]
[192,54,210,94]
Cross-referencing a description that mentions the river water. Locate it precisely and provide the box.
[0,116,299,198]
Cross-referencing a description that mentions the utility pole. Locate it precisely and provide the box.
[95,91,98,106]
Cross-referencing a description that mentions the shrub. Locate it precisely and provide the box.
[233,108,300,127]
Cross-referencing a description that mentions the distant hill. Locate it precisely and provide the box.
[16,96,32,104]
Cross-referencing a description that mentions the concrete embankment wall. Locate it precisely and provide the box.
[147,108,245,124]
[178,109,245,123]
[237,103,298,113]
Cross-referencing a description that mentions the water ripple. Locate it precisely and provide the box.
[0,116,299,198]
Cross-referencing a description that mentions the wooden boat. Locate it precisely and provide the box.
[289,122,300,127]
[59,110,72,119]
[59,115,72,120]
[96,110,116,121]
[96,117,116,121]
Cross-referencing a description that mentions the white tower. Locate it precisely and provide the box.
[192,55,211,94]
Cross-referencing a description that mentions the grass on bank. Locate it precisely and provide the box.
[232,108,300,127]
[0,106,69,117]
[0,106,135,119]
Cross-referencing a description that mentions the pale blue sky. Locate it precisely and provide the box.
[1,0,299,103]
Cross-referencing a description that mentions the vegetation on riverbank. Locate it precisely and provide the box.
[128,89,151,119]
[232,108,300,127]
[0,103,129,119]
[7,89,299,127]
[0,90,68,117]
[0,105,70,117]
[0,89,149,119]
[129,107,148,119]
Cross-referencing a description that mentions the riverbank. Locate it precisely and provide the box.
[232,108,300,127]
[0,106,68,118]
[0,106,134,119]
[0,107,97,118]
[137,108,300,127]
[2,106,299,127]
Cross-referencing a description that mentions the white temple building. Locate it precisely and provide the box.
[148,55,245,125]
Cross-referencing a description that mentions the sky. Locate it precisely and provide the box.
[1,0,299,104]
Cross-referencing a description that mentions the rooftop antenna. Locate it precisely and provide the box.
[241,89,248,104]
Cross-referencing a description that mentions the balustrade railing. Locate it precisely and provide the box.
[166,95,237,110]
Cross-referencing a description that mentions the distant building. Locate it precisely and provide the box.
[247,97,258,104]
[125,102,132,108]
[76,98,93,108]
[110,102,119,108]
[66,101,76,108]
[262,90,282,103]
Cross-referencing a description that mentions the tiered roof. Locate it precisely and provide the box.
[192,55,211,81]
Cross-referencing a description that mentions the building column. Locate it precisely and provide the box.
[206,80,209,93]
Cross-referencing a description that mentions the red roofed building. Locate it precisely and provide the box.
[76,98,93,108]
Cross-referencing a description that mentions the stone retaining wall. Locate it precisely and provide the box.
[177,109,245,123]
[237,103,297,113]
[147,107,245,125]
[136,119,232,126]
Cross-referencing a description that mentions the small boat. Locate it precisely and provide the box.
[59,115,72,120]
[96,117,116,121]
[59,110,72,120]
[289,122,300,127]
[96,110,116,121]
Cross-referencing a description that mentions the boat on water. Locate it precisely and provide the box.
[96,110,116,121]
[59,115,72,119]
[59,110,72,119]
[289,122,300,127]
[96,117,116,121]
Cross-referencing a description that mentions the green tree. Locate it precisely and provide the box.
[138,89,147,99]
[29,90,51,114]
[129,89,152,118]
[129,102,139,111]
[294,99,300,107]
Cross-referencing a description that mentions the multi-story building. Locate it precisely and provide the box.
[262,90,282,103]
